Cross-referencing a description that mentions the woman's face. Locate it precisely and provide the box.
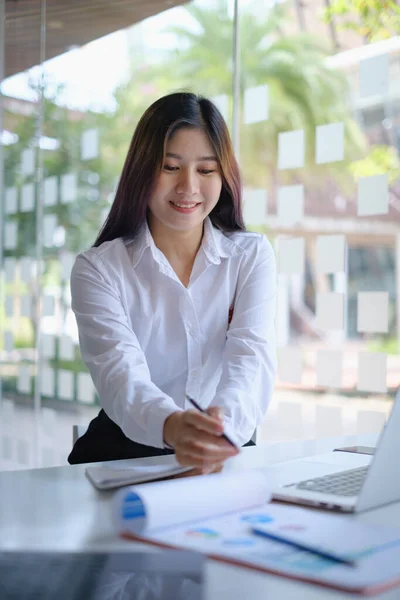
[148,127,223,233]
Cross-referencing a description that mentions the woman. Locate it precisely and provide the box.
[68,92,277,472]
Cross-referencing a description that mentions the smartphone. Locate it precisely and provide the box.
[333,446,375,456]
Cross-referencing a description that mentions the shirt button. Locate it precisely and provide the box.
[191,369,200,379]
[188,328,196,339]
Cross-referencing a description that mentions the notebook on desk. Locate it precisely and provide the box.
[112,470,400,596]
[85,460,192,490]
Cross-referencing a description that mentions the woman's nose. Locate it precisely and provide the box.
[176,170,199,196]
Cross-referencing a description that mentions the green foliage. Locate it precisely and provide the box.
[324,0,400,42]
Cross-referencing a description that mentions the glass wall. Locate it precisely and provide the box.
[1,0,398,470]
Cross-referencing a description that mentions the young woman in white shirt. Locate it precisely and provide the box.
[68,92,277,472]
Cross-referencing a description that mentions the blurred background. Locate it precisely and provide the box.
[1,0,399,470]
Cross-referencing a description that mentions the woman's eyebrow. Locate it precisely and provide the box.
[166,152,218,161]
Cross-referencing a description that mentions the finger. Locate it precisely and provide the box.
[183,410,224,435]
[178,439,238,466]
[207,406,224,421]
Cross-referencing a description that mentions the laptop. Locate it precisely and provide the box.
[271,390,400,513]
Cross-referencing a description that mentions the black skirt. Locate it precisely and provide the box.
[67,408,254,464]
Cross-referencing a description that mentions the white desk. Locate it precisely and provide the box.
[1,434,400,600]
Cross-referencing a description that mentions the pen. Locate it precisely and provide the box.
[186,396,239,449]
[251,527,356,567]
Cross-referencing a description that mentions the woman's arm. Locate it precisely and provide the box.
[71,252,182,448]
[210,235,277,446]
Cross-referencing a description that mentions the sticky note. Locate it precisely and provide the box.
[357,174,388,216]
[17,365,31,394]
[81,128,99,161]
[21,148,35,175]
[243,189,267,225]
[42,334,55,358]
[278,130,305,170]
[278,237,305,274]
[5,187,17,214]
[20,257,34,282]
[357,352,387,393]
[244,84,269,124]
[42,295,55,316]
[21,183,35,212]
[316,292,344,330]
[316,234,346,273]
[4,331,14,352]
[357,292,389,333]
[41,367,55,397]
[4,222,18,250]
[77,373,95,404]
[4,258,17,282]
[21,295,32,318]
[359,53,389,98]
[58,370,74,401]
[212,94,229,121]
[277,185,304,226]
[60,252,75,280]
[43,214,57,246]
[316,122,344,164]
[44,176,58,206]
[59,334,75,361]
[278,347,302,384]
[316,350,343,388]
[60,173,77,204]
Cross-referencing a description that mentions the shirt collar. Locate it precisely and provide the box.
[129,217,246,268]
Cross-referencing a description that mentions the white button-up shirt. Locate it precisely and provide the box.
[71,217,277,448]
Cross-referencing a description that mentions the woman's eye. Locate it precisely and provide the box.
[163,165,178,172]
[200,169,215,175]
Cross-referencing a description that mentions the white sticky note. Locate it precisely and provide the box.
[316,122,344,164]
[4,258,17,282]
[277,185,304,226]
[357,174,388,216]
[4,222,18,250]
[41,367,55,397]
[359,54,389,98]
[316,234,346,274]
[21,148,35,175]
[42,295,55,316]
[243,189,267,225]
[316,292,344,330]
[42,334,56,359]
[5,187,17,214]
[44,176,58,206]
[17,365,31,394]
[278,237,305,274]
[244,85,269,125]
[43,214,58,246]
[5,296,13,317]
[21,183,35,212]
[4,331,14,352]
[357,292,389,333]
[316,350,343,388]
[212,94,229,121]
[59,334,75,361]
[20,257,34,282]
[77,372,95,404]
[21,296,32,318]
[278,347,302,384]
[278,130,305,170]
[81,128,99,161]
[357,352,387,393]
[58,370,74,401]
[60,252,75,280]
[61,173,78,204]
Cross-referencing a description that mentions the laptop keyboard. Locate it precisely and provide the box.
[291,466,369,497]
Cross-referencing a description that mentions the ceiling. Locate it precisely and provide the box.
[4,0,187,78]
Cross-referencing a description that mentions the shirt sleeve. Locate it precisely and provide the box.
[210,236,277,446]
[70,253,182,448]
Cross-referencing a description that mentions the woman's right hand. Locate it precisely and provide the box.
[163,408,239,473]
